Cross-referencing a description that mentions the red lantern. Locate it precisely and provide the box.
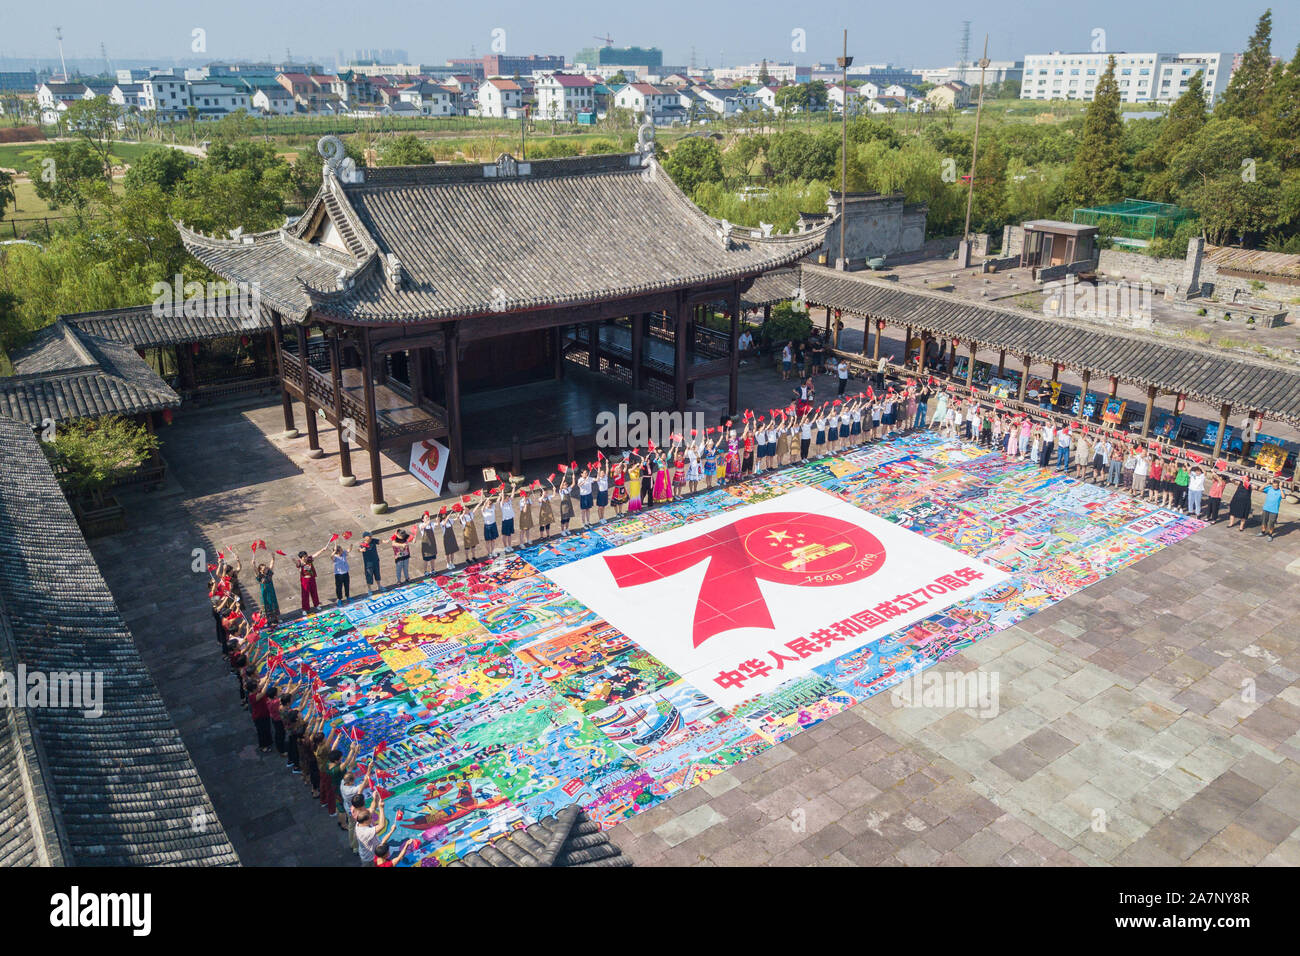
[191,343,200,354]
[952,338,960,348]
[876,319,885,330]
[162,409,174,425]
[240,334,251,346]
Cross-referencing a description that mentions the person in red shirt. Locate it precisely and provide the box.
[247,674,274,753]
[374,838,417,868]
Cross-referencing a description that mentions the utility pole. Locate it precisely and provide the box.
[962,35,990,241]
[836,29,853,270]
[55,26,68,81]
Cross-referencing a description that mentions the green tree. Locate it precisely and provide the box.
[376,134,434,165]
[766,129,838,182]
[1219,9,1273,121]
[758,60,770,85]
[63,97,125,179]
[774,84,807,116]
[42,415,160,498]
[661,136,724,195]
[123,146,196,192]
[0,169,14,221]
[1135,72,1208,201]
[1064,55,1124,208]
[1265,42,1300,166]
[32,140,108,217]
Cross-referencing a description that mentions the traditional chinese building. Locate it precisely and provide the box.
[179,130,826,511]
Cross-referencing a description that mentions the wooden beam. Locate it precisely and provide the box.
[271,311,296,436]
[674,292,688,412]
[1140,385,1157,438]
[329,331,354,485]
[1077,370,1091,423]
[630,312,644,392]
[729,282,741,416]
[446,321,466,487]
[966,343,976,389]
[361,326,386,512]
[297,324,321,457]
[1212,402,1230,460]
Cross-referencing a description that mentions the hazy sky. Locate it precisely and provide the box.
[3,0,1295,69]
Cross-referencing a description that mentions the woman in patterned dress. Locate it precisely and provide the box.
[626,459,643,513]
[611,462,629,516]
[653,452,673,504]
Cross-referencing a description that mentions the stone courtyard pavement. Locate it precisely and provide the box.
[88,374,1300,867]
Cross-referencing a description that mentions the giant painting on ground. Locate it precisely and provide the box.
[254,431,1204,865]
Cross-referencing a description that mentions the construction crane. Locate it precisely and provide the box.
[593,34,614,47]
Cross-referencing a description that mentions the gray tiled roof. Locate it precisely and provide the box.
[799,266,1300,425]
[63,303,273,349]
[447,805,631,867]
[180,149,828,323]
[0,416,238,866]
[1,320,181,426]
[741,268,803,309]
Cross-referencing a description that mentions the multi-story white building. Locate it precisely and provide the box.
[109,83,145,110]
[534,72,595,120]
[1020,51,1228,104]
[691,86,761,116]
[710,62,809,85]
[612,82,686,122]
[397,81,460,116]
[252,86,296,115]
[36,81,94,123]
[826,83,862,114]
[141,71,192,119]
[188,80,251,119]
[476,77,523,117]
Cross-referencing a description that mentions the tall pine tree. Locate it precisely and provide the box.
[1137,72,1208,200]
[1265,42,1300,166]
[1065,55,1124,208]
[1219,9,1273,121]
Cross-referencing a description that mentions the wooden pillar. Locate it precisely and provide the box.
[446,322,466,489]
[728,283,741,416]
[409,346,424,405]
[966,343,976,389]
[861,313,870,358]
[673,293,688,413]
[553,325,565,379]
[1212,402,1230,460]
[630,313,644,392]
[265,331,277,378]
[1051,363,1060,384]
[872,319,881,361]
[587,321,600,371]
[329,331,354,486]
[1108,375,1119,399]
[360,326,386,513]
[997,349,1005,376]
[1077,370,1090,422]
[825,306,832,335]
[1140,385,1157,438]
[271,311,296,436]
[917,334,927,374]
[832,309,841,350]
[905,325,913,365]
[1018,355,1030,402]
[297,324,322,458]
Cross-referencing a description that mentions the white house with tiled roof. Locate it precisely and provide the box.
[535,72,595,120]
[477,77,523,118]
